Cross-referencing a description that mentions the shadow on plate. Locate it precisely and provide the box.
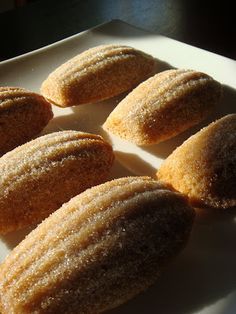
[213,84,236,119]
[153,57,173,74]
[109,158,135,179]
[114,151,157,177]
[109,208,236,314]
[0,224,37,251]
[46,93,126,136]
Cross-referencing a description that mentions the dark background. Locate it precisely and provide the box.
[0,0,235,61]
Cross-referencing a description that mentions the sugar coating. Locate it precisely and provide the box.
[41,44,155,107]
[0,86,53,155]
[0,176,194,313]
[157,114,236,208]
[0,130,114,234]
[103,69,222,145]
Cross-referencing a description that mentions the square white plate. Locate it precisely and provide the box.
[0,20,236,314]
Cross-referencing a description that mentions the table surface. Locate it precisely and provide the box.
[0,0,235,61]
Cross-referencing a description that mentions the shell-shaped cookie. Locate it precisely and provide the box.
[0,130,114,234]
[0,176,194,314]
[157,114,236,209]
[0,86,53,155]
[103,69,222,145]
[40,44,155,107]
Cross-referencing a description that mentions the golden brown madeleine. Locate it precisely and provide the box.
[157,114,236,209]
[0,130,114,234]
[103,69,222,145]
[0,86,53,155]
[0,176,194,314]
[40,44,155,107]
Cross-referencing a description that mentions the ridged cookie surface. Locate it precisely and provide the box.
[0,130,114,234]
[103,69,222,145]
[0,176,194,314]
[0,86,53,155]
[41,44,155,107]
[157,114,236,209]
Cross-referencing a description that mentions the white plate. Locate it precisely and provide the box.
[0,20,236,314]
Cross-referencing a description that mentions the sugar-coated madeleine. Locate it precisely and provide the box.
[41,44,155,107]
[0,130,114,234]
[0,176,194,314]
[157,114,236,209]
[0,86,53,155]
[103,69,222,145]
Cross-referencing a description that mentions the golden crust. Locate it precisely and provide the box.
[40,44,155,107]
[0,176,194,314]
[103,69,222,145]
[0,86,53,155]
[0,130,114,234]
[157,114,236,209]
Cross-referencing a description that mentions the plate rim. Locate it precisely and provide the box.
[0,19,235,66]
